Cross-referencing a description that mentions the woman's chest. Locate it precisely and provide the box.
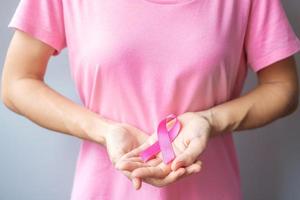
[64,0,250,71]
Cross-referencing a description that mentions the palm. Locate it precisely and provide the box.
[171,112,210,168]
[105,123,148,165]
[117,112,211,188]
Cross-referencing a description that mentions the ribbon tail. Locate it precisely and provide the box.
[139,141,161,162]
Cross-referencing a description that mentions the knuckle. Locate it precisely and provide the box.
[148,179,165,188]
[184,156,193,165]
[155,182,165,188]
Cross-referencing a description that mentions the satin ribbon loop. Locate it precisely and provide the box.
[140,114,181,164]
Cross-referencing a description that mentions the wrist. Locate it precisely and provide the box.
[80,113,118,146]
[194,108,219,137]
[196,106,240,137]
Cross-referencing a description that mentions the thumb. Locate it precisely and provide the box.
[171,137,206,171]
[132,177,142,190]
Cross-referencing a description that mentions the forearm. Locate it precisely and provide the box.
[3,78,116,145]
[198,81,299,137]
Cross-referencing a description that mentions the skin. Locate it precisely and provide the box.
[1,30,299,190]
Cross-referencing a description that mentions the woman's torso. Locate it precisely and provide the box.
[66,0,250,199]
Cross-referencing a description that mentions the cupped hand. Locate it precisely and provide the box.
[116,111,212,189]
[104,122,150,187]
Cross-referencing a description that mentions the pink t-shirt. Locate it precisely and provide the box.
[8,0,300,199]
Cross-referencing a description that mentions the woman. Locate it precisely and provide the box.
[1,0,300,199]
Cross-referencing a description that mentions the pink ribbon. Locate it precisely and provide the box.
[140,114,181,164]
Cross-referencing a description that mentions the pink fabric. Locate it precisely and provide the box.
[140,114,181,164]
[8,0,300,199]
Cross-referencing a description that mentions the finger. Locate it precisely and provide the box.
[154,160,201,184]
[121,170,132,179]
[117,157,163,190]
[177,160,202,180]
[143,167,185,187]
[129,154,162,164]
[146,157,162,166]
[171,137,206,171]
[132,163,171,179]
[122,170,143,190]
[121,146,146,160]
[116,156,145,168]
[121,135,157,160]
[122,156,145,162]
[185,160,202,174]
[116,160,150,171]
[143,161,202,187]
[116,154,162,171]
[132,177,142,190]
[117,152,162,171]
[117,156,146,166]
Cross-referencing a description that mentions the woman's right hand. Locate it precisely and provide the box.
[103,122,151,188]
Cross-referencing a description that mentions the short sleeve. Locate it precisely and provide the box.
[244,0,300,72]
[7,0,67,56]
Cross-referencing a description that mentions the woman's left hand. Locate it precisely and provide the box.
[116,111,212,188]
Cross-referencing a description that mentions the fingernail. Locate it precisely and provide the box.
[132,179,137,189]
[193,167,201,173]
[133,178,140,190]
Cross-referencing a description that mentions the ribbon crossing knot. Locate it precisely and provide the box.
[140,114,181,164]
